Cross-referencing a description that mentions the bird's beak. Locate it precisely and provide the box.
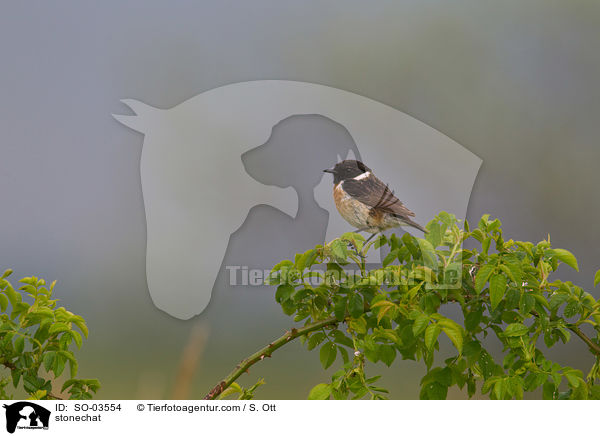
[323,168,335,174]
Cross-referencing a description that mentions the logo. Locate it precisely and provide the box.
[2,402,50,433]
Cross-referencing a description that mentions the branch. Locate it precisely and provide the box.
[568,324,600,356]
[204,316,340,400]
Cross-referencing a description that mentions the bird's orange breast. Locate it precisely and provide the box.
[333,182,374,230]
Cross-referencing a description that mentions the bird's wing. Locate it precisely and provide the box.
[342,175,416,218]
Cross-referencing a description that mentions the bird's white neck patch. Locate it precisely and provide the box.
[353,171,371,181]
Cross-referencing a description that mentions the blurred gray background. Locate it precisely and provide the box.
[1,0,599,399]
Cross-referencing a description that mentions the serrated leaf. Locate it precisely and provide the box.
[43,352,55,372]
[412,314,430,336]
[421,381,448,400]
[425,222,442,248]
[438,319,464,353]
[475,264,495,294]
[424,324,440,350]
[504,323,529,337]
[549,293,569,311]
[489,274,507,310]
[53,354,66,377]
[329,239,348,261]
[382,250,397,268]
[14,335,24,354]
[307,332,325,351]
[519,293,535,315]
[464,309,483,332]
[563,300,580,318]
[308,383,331,400]
[494,378,507,399]
[0,293,8,312]
[70,330,83,348]
[334,297,347,321]
[380,345,396,366]
[375,301,395,324]
[49,322,70,335]
[349,294,363,318]
[319,342,337,369]
[550,248,579,271]
[275,284,294,303]
[417,239,438,269]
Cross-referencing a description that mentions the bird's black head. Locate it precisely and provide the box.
[323,160,371,184]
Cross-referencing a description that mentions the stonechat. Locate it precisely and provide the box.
[323,160,426,241]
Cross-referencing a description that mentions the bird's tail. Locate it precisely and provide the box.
[405,219,427,233]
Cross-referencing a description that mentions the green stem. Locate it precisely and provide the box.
[567,324,600,356]
[204,316,340,400]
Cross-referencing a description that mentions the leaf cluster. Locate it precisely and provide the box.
[0,269,100,399]
[268,212,600,399]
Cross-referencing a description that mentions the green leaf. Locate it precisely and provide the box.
[494,378,507,400]
[14,335,24,354]
[425,222,442,248]
[563,300,580,318]
[519,293,535,315]
[434,367,453,387]
[464,309,483,332]
[489,274,507,310]
[329,239,348,261]
[382,250,397,267]
[49,322,70,335]
[564,371,583,388]
[27,390,47,400]
[319,342,337,369]
[438,319,464,353]
[43,352,55,372]
[463,341,482,362]
[417,239,438,269]
[412,314,430,336]
[334,297,347,321]
[475,264,495,294]
[308,383,332,400]
[218,383,243,399]
[348,317,367,334]
[307,332,326,351]
[542,382,556,400]
[595,269,600,287]
[23,375,42,394]
[421,381,448,400]
[373,300,396,324]
[0,293,8,312]
[549,293,569,311]
[275,284,294,303]
[549,248,579,271]
[379,345,396,366]
[504,323,529,337]
[502,258,522,284]
[424,324,440,350]
[4,285,21,306]
[348,294,364,318]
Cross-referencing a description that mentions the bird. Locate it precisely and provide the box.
[323,160,426,244]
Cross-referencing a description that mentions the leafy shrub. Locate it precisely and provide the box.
[0,269,100,399]
[207,213,600,400]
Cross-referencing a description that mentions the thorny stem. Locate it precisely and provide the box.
[568,324,600,356]
[204,316,340,400]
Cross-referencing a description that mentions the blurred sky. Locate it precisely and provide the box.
[1,0,599,399]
